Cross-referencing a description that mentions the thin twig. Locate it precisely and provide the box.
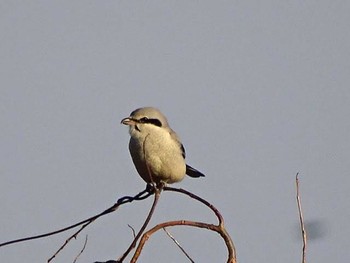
[163,227,194,263]
[117,187,161,262]
[128,225,136,239]
[73,235,88,263]
[296,173,307,263]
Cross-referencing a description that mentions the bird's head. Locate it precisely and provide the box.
[121,107,169,133]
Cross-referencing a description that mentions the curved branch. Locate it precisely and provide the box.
[131,220,236,263]
[129,186,236,263]
[163,186,224,224]
[163,186,235,257]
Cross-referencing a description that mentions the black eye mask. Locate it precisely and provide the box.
[138,117,162,127]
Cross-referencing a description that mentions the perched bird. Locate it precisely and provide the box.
[121,107,205,185]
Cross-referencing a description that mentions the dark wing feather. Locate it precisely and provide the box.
[169,129,186,159]
[180,143,186,159]
[186,164,205,178]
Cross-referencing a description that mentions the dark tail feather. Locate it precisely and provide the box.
[186,165,205,178]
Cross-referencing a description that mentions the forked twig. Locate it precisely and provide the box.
[0,187,153,249]
[116,187,161,262]
[165,186,235,261]
[1,187,154,263]
[296,173,307,263]
[130,186,236,263]
[48,223,90,262]
[49,187,154,262]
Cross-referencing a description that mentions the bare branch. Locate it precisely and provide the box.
[0,186,153,248]
[164,186,236,261]
[296,173,307,263]
[163,186,225,225]
[130,186,236,263]
[163,227,194,263]
[47,220,92,262]
[131,220,236,263]
[2,183,236,263]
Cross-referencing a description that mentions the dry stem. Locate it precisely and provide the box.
[296,173,307,263]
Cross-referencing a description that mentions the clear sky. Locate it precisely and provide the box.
[1,1,349,263]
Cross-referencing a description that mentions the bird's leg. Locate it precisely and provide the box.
[156,181,166,191]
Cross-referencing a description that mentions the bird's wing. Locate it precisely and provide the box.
[169,129,186,159]
[169,128,205,178]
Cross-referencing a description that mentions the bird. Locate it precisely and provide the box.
[121,107,205,186]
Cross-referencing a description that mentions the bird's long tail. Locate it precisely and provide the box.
[186,165,205,178]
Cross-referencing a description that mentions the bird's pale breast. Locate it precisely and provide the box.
[129,126,186,184]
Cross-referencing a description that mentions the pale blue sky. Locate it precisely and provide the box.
[1,1,349,262]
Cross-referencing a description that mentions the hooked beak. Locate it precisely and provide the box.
[121,117,136,126]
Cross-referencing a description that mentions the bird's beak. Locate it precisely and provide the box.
[121,117,135,126]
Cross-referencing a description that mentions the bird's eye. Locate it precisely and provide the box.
[140,117,149,123]
[148,119,162,127]
[138,117,162,127]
